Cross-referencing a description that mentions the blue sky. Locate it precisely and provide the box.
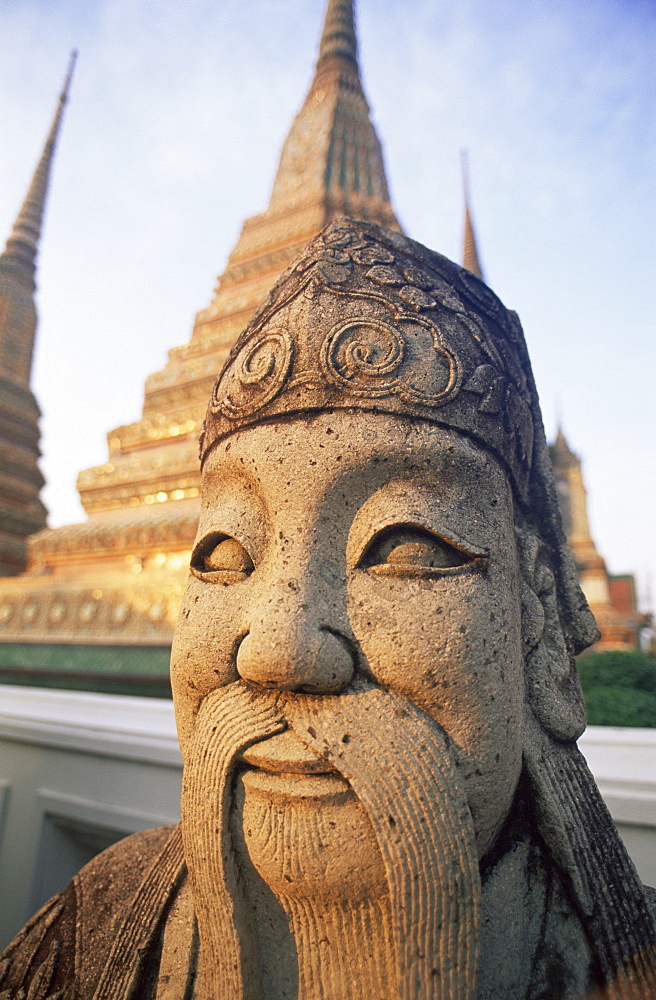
[1,0,655,606]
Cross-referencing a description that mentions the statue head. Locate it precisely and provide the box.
[170,220,654,999]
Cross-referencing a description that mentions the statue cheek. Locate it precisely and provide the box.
[346,575,449,696]
[347,571,523,726]
[170,581,243,750]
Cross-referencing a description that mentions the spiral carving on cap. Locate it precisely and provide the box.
[321,317,459,405]
[212,329,293,419]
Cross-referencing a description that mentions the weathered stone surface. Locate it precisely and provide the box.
[3,218,656,999]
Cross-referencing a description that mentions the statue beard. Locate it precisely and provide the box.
[181,678,481,1000]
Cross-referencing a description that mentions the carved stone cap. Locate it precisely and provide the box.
[202,218,535,500]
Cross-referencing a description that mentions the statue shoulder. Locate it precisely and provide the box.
[0,824,184,1000]
[0,888,76,1000]
[74,823,181,935]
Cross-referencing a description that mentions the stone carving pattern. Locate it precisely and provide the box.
[321,317,456,404]
[204,224,534,488]
[219,331,294,419]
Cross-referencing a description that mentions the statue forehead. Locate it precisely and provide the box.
[201,220,534,501]
[201,411,514,532]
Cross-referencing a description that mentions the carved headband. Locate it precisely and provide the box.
[201,219,535,500]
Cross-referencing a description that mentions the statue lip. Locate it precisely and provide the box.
[242,728,337,775]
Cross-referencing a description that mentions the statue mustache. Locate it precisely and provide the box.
[182,678,481,1000]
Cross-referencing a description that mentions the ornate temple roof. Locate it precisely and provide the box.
[79,0,400,518]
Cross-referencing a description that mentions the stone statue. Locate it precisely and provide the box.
[2,219,655,1000]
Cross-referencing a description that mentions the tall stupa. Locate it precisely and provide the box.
[0,55,75,577]
[549,427,649,651]
[0,0,401,684]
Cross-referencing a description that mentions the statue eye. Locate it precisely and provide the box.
[360,526,483,578]
[191,534,254,583]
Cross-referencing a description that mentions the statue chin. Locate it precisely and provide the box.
[231,768,396,1000]
[236,767,389,904]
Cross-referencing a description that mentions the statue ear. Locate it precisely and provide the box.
[516,529,587,741]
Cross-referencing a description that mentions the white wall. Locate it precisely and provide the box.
[0,684,654,951]
[0,685,181,948]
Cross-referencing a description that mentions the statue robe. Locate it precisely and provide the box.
[2,805,655,1000]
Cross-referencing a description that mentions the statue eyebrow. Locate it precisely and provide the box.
[195,488,268,563]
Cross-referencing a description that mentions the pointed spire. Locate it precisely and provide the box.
[316,0,359,74]
[552,422,576,461]
[267,0,398,229]
[0,55,73,570]
[1,50,77,290]
[553,424,571,454]
[461,149,485,282]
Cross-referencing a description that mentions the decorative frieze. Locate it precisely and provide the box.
[0,576,185,644]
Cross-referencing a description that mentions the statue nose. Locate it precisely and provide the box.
[236,603,355,694]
